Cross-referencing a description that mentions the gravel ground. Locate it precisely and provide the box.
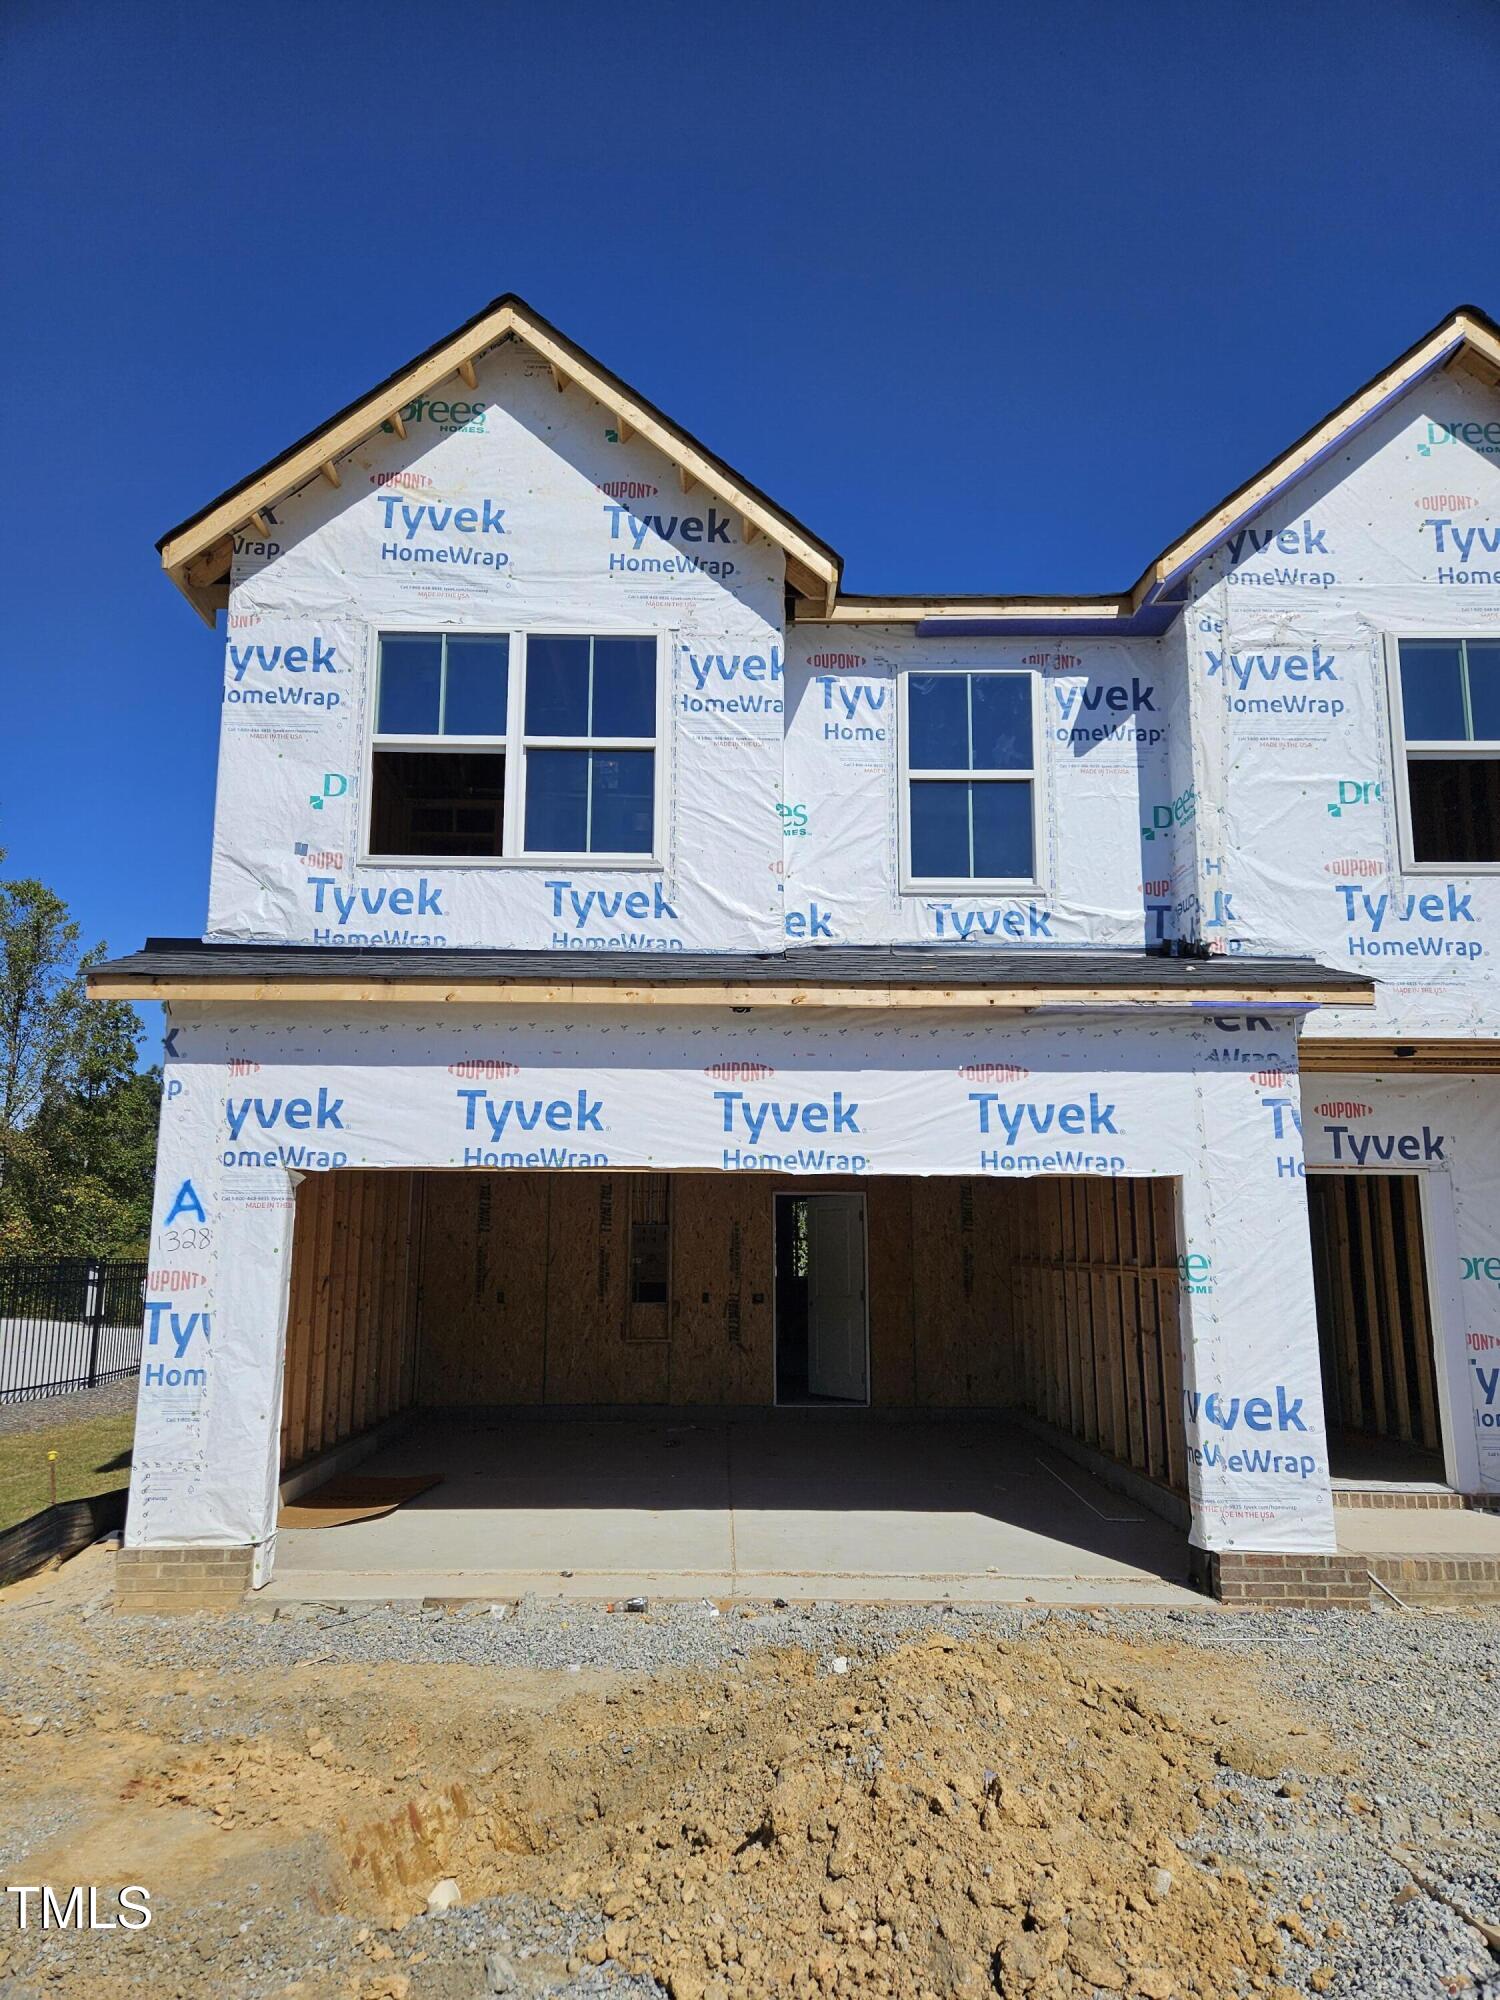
[1,1571,1498,1999]
[0,1374,138,1437]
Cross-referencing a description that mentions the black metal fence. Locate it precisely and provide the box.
[0,1259,147,1403]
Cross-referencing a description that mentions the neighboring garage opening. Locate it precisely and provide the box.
[1307,1173,1446,1486]
[274,1170,1192,1598]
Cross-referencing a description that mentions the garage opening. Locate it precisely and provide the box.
[1307,1173,1446,1486]
[272,1169,1192,1602]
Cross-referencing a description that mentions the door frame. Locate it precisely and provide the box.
[1305,1164,1474,1493]
[771,1188,871,1408]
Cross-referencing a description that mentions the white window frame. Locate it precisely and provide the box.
[362,627,670,868]
[1384,633,1500,876]
[897,666,1047,894]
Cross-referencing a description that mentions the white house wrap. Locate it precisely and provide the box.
[97,296,1500,1593]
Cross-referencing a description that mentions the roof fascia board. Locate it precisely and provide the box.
[87,971,1371,1009]
[807,596,1134,627]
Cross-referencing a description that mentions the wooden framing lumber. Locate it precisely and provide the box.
[1300,1038,1500,1072]
[88,972,1374,1009]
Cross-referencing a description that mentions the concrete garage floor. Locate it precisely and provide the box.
[267,1414,1201,1607]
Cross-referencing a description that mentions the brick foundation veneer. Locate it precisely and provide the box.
[1203,1549,1500,1608]
[115,1546,253,1614]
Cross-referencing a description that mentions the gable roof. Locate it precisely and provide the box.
[158,298,1500,633]
[827,303,1500,635]
[157,292,845,624]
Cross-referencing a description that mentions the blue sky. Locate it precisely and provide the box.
[3,0,1500,968]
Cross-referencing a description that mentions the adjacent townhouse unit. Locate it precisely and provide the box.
[93,297,1500,1612]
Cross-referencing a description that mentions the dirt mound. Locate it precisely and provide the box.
[330,1628,1336,1998]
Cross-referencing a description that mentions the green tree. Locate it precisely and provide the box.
[0,871,159,1258]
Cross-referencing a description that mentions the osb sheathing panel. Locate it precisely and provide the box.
[413,1172,1018,1410]
[907,1180,1015,1407]
[416,1173,549,1404]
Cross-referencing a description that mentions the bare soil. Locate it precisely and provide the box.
[0,1551,1368,2000]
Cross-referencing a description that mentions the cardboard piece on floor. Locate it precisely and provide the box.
[278,1474,442,1530]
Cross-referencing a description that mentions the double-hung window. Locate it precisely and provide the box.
[899,669,1041,888]
[1392,638,1500,866]
[521,635,657,856]
[368,631,661,861]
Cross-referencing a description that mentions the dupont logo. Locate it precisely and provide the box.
[449,1059,521,1080]
[1028,650,1084,670]
[1325,858,1382,878]
[370,470,434,491]
[1314,1100,1371,1119]
[1469,1330,1500,1354]
[294,844,344,868]
[1417,493,1476,511]
[599,480,658,501]
[1250,1069,1289,1087]
[227,1059,261,1077]
[807,652,867,670]
[147,1269,205,1293]
[704,1061,776,1082]
[1140,877,1171,897]
[958,1063,1030,1083]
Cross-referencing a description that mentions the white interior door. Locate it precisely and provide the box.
[805,1194,868,1401]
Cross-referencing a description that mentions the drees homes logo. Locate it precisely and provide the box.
[1177,1251,1213,1294]
[1416,417,1500,459]
[381,394,489,434]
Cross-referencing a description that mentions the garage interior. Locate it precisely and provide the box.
[1307,1171,1448,1488]
[270,1167,1198,1602]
